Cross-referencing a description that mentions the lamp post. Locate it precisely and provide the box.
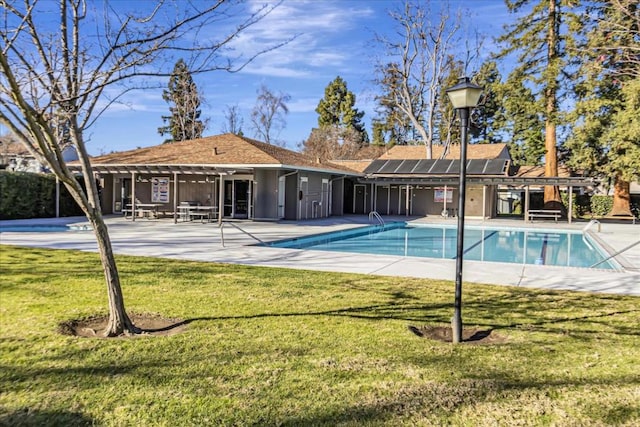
[446,77,483,344]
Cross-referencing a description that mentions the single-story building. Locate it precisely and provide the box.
[71,133,597,223]
[76,134,361,222]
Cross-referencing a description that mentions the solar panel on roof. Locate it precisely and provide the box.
[396,159,420,173]
[466,159,487,174]
[484,159,509,175]
[378,160,404,173]
[429,159,455,173]
[363,159,387,174]
[413,159,436,173]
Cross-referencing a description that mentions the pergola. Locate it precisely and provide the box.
[358,159,597,223]
[71,164,247,224]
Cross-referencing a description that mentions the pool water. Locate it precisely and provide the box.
[0,224,92,232]
[265,223,619,270]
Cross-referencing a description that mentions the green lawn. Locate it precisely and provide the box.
[1,245,639,426]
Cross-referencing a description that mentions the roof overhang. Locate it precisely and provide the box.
[71,162,360,176]
[358,176,597,187]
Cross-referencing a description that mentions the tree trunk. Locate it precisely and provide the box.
[543,121,562,207]
[89,213,140,337]
[609,176,633,217]
[543,0,561,208]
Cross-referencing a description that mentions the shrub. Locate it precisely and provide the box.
[590,195,613,217]
[0,171,83,219]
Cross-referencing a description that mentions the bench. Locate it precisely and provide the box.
[122,204,158,220]
[527,209,562,222]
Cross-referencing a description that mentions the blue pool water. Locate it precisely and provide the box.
[265,223,619,270]
[0,224,92,233]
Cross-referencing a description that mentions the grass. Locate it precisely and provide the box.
[1,245,639,426]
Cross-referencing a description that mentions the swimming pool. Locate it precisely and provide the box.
[265,223,619,270]
[0,224,92,232]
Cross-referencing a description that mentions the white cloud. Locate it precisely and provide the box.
[227,0,376,78]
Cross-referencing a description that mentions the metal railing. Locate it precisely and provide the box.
[590,239,640,268]
[583,219,601,233]
[219,221,265,248]
[368,211,384,226]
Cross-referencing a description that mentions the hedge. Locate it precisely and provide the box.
[0,171,84,219]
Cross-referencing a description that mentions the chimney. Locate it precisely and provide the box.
[213,147,218,155]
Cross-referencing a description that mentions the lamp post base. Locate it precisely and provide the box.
[452,314,462,343]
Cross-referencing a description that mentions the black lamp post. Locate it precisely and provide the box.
[446,77,483,344]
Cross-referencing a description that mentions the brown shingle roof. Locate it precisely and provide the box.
[513,165,572,178]
[88,134,356,173]
[330,160,372,173]
[377,143,509,160]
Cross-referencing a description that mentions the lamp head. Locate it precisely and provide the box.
[446,77,483,109]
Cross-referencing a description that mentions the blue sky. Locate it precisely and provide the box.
[83,0,514,156]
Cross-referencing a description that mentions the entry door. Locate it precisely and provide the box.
[321,179,329,217]
[299,177,309,219]
[399,186,412,215]
[234,180,249,219]
[354,184,366,214]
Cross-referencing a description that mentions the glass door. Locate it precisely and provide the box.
[234,180,249,219]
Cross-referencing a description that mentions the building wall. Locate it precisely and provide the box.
[254,169,279,219]
[298,171,332,219]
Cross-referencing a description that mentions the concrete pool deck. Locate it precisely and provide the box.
[1,215,639,296]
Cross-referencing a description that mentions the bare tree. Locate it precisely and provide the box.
[0,0,287,336]
[250,85,290,145]
[374,0,465,158]
[301,126,366,161]
[220,104,244,135]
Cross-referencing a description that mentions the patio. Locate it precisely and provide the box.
[1,215,638,296]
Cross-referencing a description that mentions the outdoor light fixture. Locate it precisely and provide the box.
[446,77,483,344]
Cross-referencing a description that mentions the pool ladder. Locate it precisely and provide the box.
[583,219,601,233]
[218,221,265,248]
[368,211,384,226]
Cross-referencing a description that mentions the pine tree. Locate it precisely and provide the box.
[495,0,581,207]
[470,61,506,145]
[566,1,640,217]
[315,76,367,142]
[158,59,205,143]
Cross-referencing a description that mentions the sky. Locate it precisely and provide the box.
[70,0,515,156]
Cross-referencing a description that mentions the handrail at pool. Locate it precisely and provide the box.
[583,219,601,233]
[218,221,265,248]
[589,239,640,269]
[368,211,384,226]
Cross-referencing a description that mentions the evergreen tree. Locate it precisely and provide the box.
[158,59,206,143]
[499,71,546,166]
[566,1,640,217]
[495,0,581,207]
[470,61,506,145]
[315,76,367,142]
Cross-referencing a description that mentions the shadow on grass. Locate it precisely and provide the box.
[0,407,93,427]
[143,299,640,340]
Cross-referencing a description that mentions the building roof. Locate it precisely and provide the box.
[512,165,572,178]
[85,133,357,175]
[377,143,510,160]
[330,160,372,173]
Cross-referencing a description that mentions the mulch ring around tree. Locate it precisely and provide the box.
[58,313,188,338]
[408,325,508,345]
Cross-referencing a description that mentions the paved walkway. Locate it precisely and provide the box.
[1,215,638,296]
